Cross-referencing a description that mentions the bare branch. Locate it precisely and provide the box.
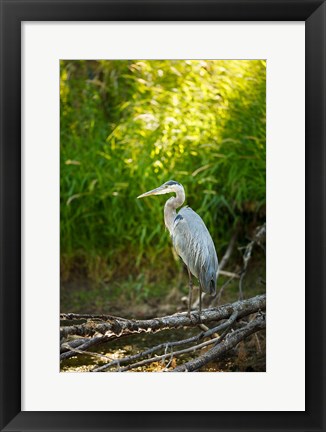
[218,225,240,273]
[60,313,130,321]
[116,327,235,372]
[171,314,265,372]
[239,223,266,299]
[218,270,240,279]
[61,343,113,362]
[60,336,109,361]
[60,294,266,341]
[91,311,240,372]
[92,331,203,372]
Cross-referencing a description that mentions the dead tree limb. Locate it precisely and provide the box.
[61,343,113,362]
[105,313,241,372]
[218,270,240,279]
[218,225,240,274]
[60,336,109,361]
[60,313,130,321]
[117,332,227,372]
[60,295,265,368]
[93,310,259,373]
[92,310,240,372]
[60,294,266,341]
[171,314,265,372]
[239,223,266,300]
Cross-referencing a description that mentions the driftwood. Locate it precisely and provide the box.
[60,294,266,371]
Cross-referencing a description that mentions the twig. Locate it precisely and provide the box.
[205,310,238,338]
[60,337,91,353]
[117,328,235,372]
[117,311,243,372]
[218,270,240,279]
[61,343,113,362]
[218,225,240,274]
[60,336,109,361]
[91,332,202,372]
[254,333,262,353]
[238,223,266,300]
[162,350,175,371]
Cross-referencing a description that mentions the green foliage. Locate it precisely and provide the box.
[60,60,265,280]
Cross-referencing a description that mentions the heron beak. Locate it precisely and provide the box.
[137,185,165,199]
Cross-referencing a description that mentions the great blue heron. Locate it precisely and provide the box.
[137,180,218,319]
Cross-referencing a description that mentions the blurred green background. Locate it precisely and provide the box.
[60,60,266,315]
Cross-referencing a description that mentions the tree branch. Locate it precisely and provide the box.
[60,336,109,361]
[60,294,266,341]
[91,310,240,372]
[239,223,266,299]
[171,314,265,372]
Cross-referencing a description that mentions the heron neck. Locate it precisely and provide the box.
[164,188,185,235]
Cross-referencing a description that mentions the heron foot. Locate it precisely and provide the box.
[187,311,198,325]
[187,311,202,325]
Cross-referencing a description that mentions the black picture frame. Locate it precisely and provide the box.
[1,1,325,431]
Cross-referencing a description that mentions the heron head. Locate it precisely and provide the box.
[137,180,183,199]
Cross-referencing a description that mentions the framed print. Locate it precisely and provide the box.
[1,0,325,431]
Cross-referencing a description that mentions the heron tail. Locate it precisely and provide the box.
[209,277,217,296]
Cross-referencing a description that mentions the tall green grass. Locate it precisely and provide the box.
[60,60,266,281]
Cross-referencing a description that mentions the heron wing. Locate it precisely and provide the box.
[172,207,218,294]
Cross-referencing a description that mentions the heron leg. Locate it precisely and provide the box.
[187,267,193,318]
[198,284,202,323]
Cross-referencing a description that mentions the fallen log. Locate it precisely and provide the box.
[60,294,266,369]
[60,294,265,340]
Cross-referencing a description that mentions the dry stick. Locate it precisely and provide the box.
[60,313,130,321]
[171,314,266,372]
[239,223,266,300]
[218,226,240,275]
[92,311,239,372]
[204,310,238,338]
[116,312,247,372]
[61,343,114,363]
[60,294,266,340]
[91,333,201,372]
[117,328,234,372]
[254,333,262,353]
[218,270,240,279]
[60,331,140,362]
[60,336,109,361]
[60,337,92,353]
[162,351,175,371]
[161,344,174,370]
[61,296,265,364]
[239,243,253,300]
